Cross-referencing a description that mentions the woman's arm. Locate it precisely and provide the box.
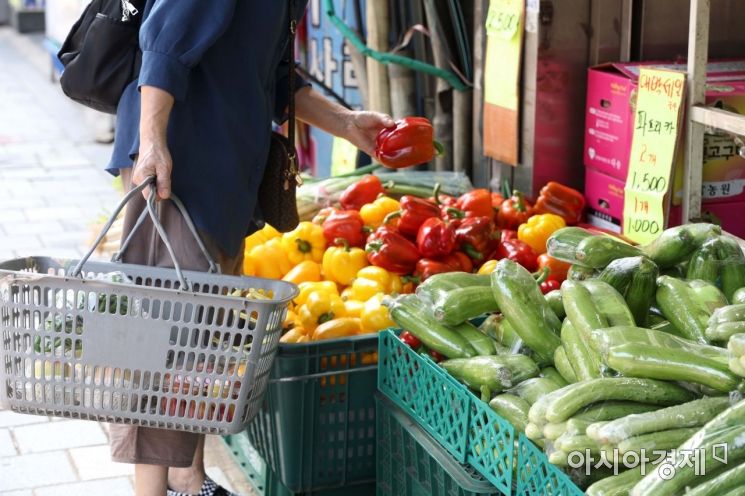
[295,86,394,158]
[132,86,175,199]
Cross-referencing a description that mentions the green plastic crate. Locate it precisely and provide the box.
[222,432,376,496]
[246,334,379,493]
[377,330,514,494]
[516,434,584,496]
[377,393,502,496]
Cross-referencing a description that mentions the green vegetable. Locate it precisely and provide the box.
[687,279,728,314]
[631,398,745,496]
[707,321,745,342]
[553,345,578,384]
[582,280,636,327]
[708,303,745,342]
[572,402,659,423]
[716,235,745,302]
[656,275,710,342]
[641,223,721,268]
[685,460,745,496]
[489,394,529,432]
[441,354,539,394]
[490,259,561,364]
[617,428,698,454]
[586,467,645,496]
[510,377,562,405]
[733,287,745,304]
[542,378,693,424]
[543,421,568,440]
[598,256,659,327]
[547,450,572,467]
[710,303,745,325]
[729,333,745,357]
[544,289,565,319]
[577,234,645,269]
[528,387,569,425]
[388,294,476,358]
[686,239,721,284]
[415,271,490,303]
[605,343,740,392]
[546,227,595,264]
[561,319,602,381]
[568,264,599,281]
[540,366,568,387]
[450,321,497,356]
[729,357,745,377]
[432,287,499,326]
[565,418,592,436]
[554,433,599,453]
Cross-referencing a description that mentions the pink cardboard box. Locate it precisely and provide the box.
[584,60,745,186]
[586,167,745,238]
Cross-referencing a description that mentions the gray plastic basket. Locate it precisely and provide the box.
[0,178,298,434]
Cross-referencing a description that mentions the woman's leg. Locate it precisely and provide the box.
[135,464,169,496]
[167,435,207,493]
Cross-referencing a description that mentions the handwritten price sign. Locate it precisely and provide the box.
[486,0,522,39]
[623,68,686,244]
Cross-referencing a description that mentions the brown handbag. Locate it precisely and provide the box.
[257,0,302,233]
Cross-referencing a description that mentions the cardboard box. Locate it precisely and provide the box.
[586,167,745,239]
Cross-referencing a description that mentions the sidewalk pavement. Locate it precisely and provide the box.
[0,27,254,495]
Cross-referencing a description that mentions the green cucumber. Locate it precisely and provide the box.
[728,333,745,357]
[716,235,745,302]
[528,386,570,425]
[546,227,595,264]
[489,394,529,432]
[576,234,645,269]
[710,303,745,325]
[656,275,709,343]
[586,467,645,496]
[706,321,745,342]
[416,271,490,300]
[686,240,721,284]
[511,377,561,405]
[572,402,659,423]
[490,259,561,364]
[433,287,499,326]
[554,433,600,453]
[582,280,636,327]
[441,354,539,393]
[562,280,609,343]
[642,223,720,268]
[543,378,693,424]
[733,287,745,304]
[561,319,602,380]
[685,460,745,496]
[540,366,568,387]
[547,450,572,467]
[606,343,740,392]
[525,422,544,441]
[553,345,578,384]
[729,357,745,377]
[598,256,659,327]
[687,279,728,314]
[565,418,592,436]
[588,397,732,446]
[568,264,599,281]
[617,427,698,454]
[450,321,498,356]
[543,421,567,441]
[544,289,565,319]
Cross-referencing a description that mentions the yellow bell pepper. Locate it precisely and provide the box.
[360,196,400,228]
[281,221,326,265]
[245,224,281,253]
[322,242,368,286]
[295,281,339,306]
[280,327,306,343]
[517,213,566,255]
[340,286,355,301]
[477,259,498,275]
[360,293,395,333]
[283,260,322,285]
[248,238,292,279]
[312,317,361,341]
[298,290,346,333]
[343,299,364,318]
[350,266,402,302]
[283,309,298,330]
[242,255,255,276]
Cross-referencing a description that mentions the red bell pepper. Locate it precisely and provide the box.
[322,210,367,248]
[456,189,494,219]
[366,227,420,274]
[497,191,532,230]
[537,253,571,282]
[414,259,456,281]
[454,216,499,261]
[416,217,456,258]
[375,117,444,169]
[443,251,473,273]
[491,192,505,208]
[312,206,337,225]
[339,175,385,211]
[495,238,538,271]
[386,196,440,238]
[501,229,517,243]
[533,181,585,225]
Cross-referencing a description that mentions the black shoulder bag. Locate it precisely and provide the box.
[57,0,145,114]
[257,0,302,233]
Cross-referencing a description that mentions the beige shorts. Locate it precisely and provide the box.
[109,169,244,467]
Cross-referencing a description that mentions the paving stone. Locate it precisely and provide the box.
[34,477,134,496]
[0,410,49,428]
[69,445,134,481]
[0,234,40,251]
[23,206,85,222]
[0,451,77,491]
[0,428,17,457]
[1,220,64,236]
[0,490,34,496]
[13,419,107,454]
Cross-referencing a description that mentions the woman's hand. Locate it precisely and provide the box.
[341,111,395,158]
[132,139,173,200]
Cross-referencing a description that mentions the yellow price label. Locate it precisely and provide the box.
[623,68,686,244]
[486,0,522,39]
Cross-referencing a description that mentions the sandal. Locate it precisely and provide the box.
[166,476,238,496]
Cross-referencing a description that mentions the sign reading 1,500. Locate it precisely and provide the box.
[629,171,667,193]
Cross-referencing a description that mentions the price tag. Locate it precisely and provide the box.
[486,0,522,39]
[623,68,686,244]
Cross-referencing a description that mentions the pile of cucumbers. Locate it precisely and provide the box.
[388,222,745,495]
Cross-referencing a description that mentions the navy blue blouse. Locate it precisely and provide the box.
[108,0,309,257]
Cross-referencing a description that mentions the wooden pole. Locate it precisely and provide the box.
[366,0,392,115]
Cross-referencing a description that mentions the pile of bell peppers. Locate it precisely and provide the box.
[241,174,585,343]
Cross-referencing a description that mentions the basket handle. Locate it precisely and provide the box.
[72,177,218,290]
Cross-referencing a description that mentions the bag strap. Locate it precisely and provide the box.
[285,0,300,190]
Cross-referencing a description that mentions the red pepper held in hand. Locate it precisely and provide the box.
[322,210,367,248]
[366,227,420,274]
[498,191,532,230]
[457,189,494,219]
[416,217,456,258]
[537,253,571,282]
[375,117,444,169]
[339,175,385,211]
[385,196,440,238]
[495,238,538,271]
[533,181,585,225]
[454,216,499,262]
